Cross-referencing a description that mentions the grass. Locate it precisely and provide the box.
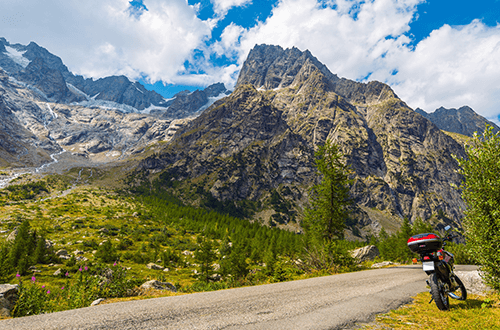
[363,292,500,329]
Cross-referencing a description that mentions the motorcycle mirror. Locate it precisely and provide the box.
[444,225,451,232]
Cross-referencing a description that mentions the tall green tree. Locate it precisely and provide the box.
[194,236,217,282]
[303,140,353,242]
[454,124,500,291]
[301,140,354,271]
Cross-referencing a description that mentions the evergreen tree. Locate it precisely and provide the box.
[302,140,353,242]
[454,125,500,291]
[194,236,217,282]
[301,140,354,270]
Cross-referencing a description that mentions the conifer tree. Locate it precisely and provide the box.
[194,236,217,282]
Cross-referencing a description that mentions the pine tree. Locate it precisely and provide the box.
[194,236,217,282]
[302,140,353,242]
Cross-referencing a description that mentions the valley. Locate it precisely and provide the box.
[0,37,493,319]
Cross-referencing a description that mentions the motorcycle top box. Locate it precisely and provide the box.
[407,233,442,254]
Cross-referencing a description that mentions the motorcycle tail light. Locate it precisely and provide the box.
[423,256,431,261]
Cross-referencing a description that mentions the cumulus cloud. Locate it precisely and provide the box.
[211,0,252,18]
[378,20,500,120]
[0,0,211,83]
[214,0,500,120]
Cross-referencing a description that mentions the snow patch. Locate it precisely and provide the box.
[4,46,30,68]
[71,99,139,113]
[135,86,144,94]
[196,92,229,113]
[140,104,169,114]
[66,83,90,100]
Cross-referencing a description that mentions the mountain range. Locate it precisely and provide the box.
[1,38,497,236]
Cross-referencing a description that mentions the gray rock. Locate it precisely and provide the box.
[146,263,164,271]
[56,249,69,256]
[455,270,491,295]
[350,245,380,263]
[140,280,176,292]
[371,261,395,268]
[53,268,62,276]
[6,229,18,242]
[90,298,105,306]
[0,284,19,317]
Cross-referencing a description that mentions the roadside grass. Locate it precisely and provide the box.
[364,292,500,329]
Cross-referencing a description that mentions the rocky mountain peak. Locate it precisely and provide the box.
[416,105,499,137]
[236,44,339,90]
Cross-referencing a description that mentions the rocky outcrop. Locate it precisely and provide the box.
[0,284,18,317]
[350,245,380,262]
[416,106,499,137]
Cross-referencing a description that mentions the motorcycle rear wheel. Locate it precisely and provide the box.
[449,275,467,301]
[430,273,450,311]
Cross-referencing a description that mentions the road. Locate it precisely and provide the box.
[1,265,473,330]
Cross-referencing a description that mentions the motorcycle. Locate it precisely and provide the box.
[407,225,467,310]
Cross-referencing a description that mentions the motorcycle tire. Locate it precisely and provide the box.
[430,273,450,311]
[449,275,467,301]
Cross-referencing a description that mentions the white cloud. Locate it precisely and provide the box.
[215,0,422,82]
[378,20,500,120]
[210,0,252,18]
[0,0,211,83]
[215,0,500,120]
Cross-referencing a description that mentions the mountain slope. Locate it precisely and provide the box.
[415,106,500,137]
[137,44,466,234]
[0,38,230,115]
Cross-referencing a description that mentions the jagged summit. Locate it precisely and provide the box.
[416,106,499,137]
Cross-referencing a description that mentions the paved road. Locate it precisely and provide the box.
[1,265,474,330]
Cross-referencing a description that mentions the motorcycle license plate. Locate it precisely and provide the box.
[423,261,434,271]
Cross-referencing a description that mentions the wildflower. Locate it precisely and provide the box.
[84,266,88,271]
[113,262,117,266]
[47,290,50,294]
[31,276,36,282]
[78,267,82,272]
[16,273,20,278]
[61,286,64,290]
[65,272,69,277]
[42,285,45,289]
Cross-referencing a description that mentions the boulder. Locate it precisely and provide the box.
[455,270,491,295]
[0,284,19,317]
[371,261,396,268]
[6,229,18,242]
[90,298,105,306]
[56,249,69,256]
[140,280,176,292]
[147,263,164,271]
[350,245,380,263]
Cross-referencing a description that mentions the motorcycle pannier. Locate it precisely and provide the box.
[407,233,442,253]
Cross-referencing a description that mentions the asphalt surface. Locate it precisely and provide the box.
[0,265,475,330]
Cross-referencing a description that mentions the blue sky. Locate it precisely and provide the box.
[1,0,500,121]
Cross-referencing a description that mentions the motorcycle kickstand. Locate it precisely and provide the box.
[429,297,434,304]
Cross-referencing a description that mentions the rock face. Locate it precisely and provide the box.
[138,44,466,234]
[0,66,192,171]
[160,83,230,119]
[416,106,499,137]
[350,245,380,262]
[0,284,18,317]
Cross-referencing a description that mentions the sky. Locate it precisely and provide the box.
[1,0,500,122]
